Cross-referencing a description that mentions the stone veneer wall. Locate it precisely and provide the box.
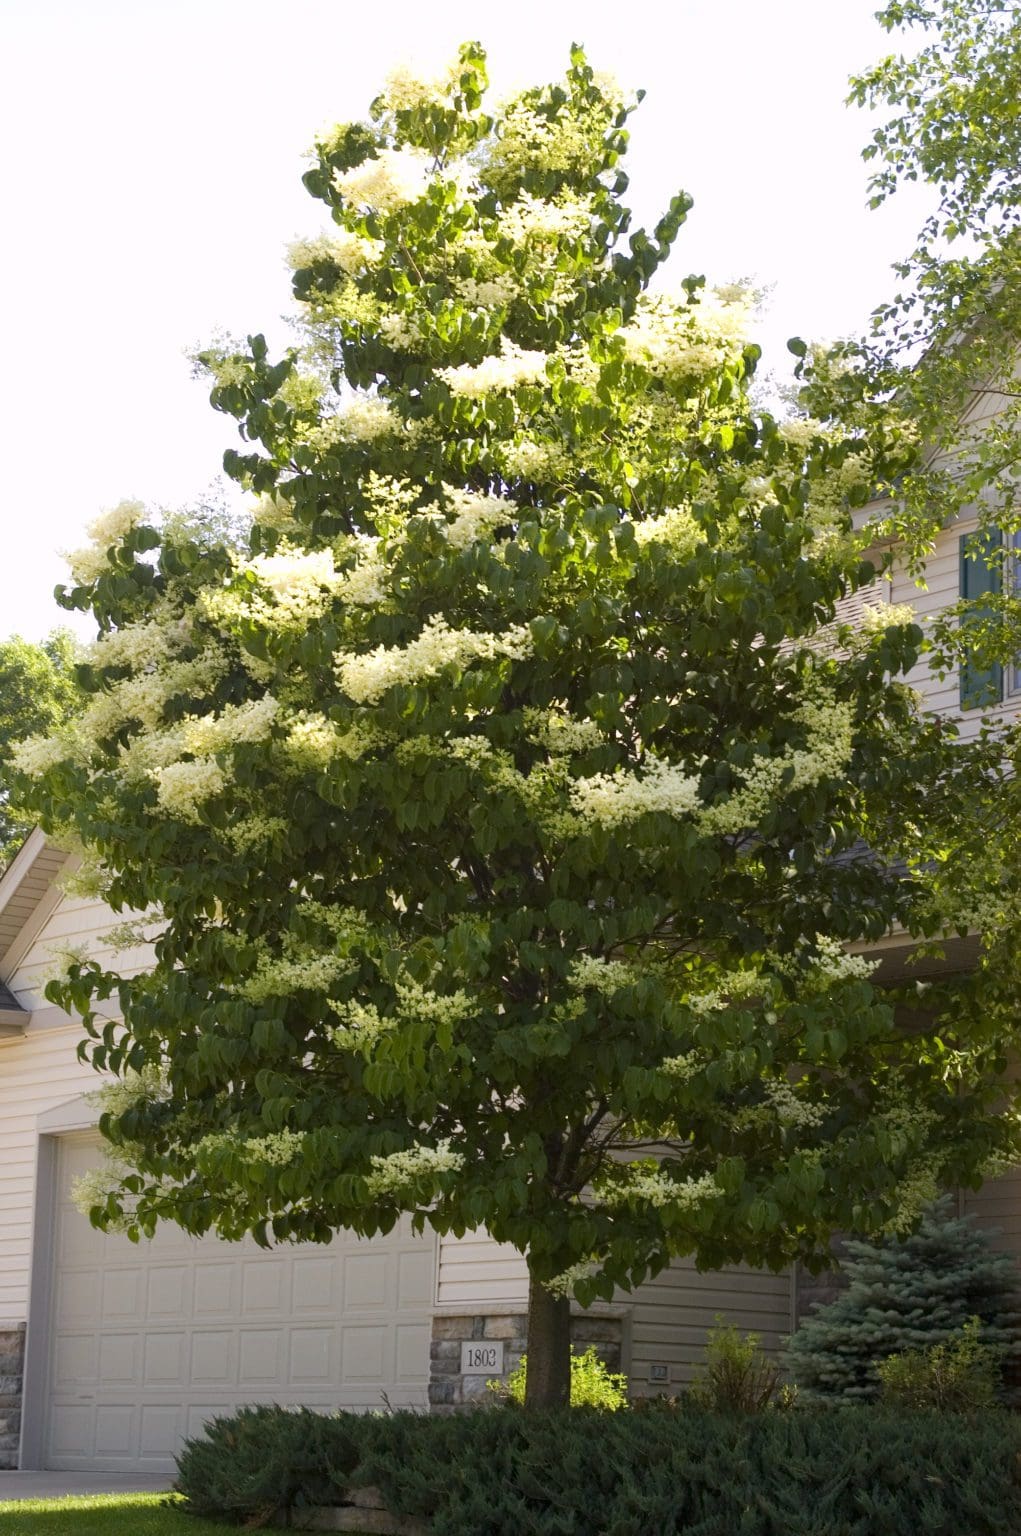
[429,1309,623,1411]
[0,1323,25,1470]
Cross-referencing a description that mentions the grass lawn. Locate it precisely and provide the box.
[0,1491,285,1534]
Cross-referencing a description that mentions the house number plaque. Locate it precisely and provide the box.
[460,1340,505,1375]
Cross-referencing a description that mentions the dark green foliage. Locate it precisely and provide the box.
[174,1402,1021,1534]
[173,1404,359,1525]
[0,629,81,865]
[785,1200,1021,1403]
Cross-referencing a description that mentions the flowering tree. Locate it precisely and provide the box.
[15,47,1020,1407]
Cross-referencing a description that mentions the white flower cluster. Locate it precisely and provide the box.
[90,613,191,673]
[250,546,337,603]
[335,616,533,705]
[177,697,279,757]
[763,1079,826,1129]
[683,968,765,1016]
[222,815,290,854]
[660,1051,705,1082]
[283,712,377,771]
[378,309,423,350]
[857,600,915,635]
[618,293,750,387]
[438,338,548,399]
[287,231,384,275]
[697,695,854,836]
[239,947,354,1004]
[73,649,230,763]
[431,486,510,550]
[452,273,517,309]
[810,935,878,984]
[394,977,477,1028]
[568,954,635,995]
[488,101,609,183]
[338,395,399,441]
[599,1169,719,1210]
[524,708,603,755]
[498,193,594,247]
[632,505,701,556]
[65,500,147,584]
[544,1257,600,1299]
[364,1141,464,1198]
[195,1130,306,1168]
[152,757,226,822]
[333,147,433,212]
[380,60,458,112]
[88,1065,168,1118]
[778,417,825,451]
[570,755,701,828]
[70,1165,135,1232]
[501,437,569,483]
[884,1162,943,1235]
[10,732,71,776]
[330,997,393,1050]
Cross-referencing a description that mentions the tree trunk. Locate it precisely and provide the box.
[524,1267,572,1408]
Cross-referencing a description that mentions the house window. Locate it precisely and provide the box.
[1010,529,1021,699]
[959,528,1003,710]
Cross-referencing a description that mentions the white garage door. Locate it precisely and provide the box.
[43,1133,437,1472]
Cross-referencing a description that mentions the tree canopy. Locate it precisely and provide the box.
[0,629,80,866]
[14,45,1020,1405]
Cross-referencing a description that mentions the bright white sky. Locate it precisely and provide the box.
[0,0,929,642]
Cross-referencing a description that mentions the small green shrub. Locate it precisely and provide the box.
[688,1317,786,1413]
[490,1344,629,1408]
[877,1316,1001,1413]
[785,1199,1021,1403]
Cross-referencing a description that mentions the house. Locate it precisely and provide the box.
[1,433,1018,1472]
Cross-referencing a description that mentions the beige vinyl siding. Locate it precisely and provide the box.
[0,1024,100,1319]
[624,1258,792,1393]
[438,1228,792,1394]
[963,1173,1021,1264]
[436,1231,528,1306]
[7,891,157,1012]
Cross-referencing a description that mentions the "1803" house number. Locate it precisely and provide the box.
[460,1340,505,1375]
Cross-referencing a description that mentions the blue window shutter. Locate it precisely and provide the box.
[959,528,1003,710]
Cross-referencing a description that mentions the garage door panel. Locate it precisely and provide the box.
[398,1250,433,1307]
[241,1258,285,1314]
[143,1332,187,1386]
[289,1326,334,1383]
[101,1268,142,1321]
[97,1332,139,1385]
[340,1324,386,1382]
[43,1133,437,1471]
[146,1265,191,1320]
[139,1404,180,1459]
[292,1256,336,1313]
[192,1262,236,1317]
[52,1332,97,1387]
[55,1268,99,1324]
[239,1328,283,1385]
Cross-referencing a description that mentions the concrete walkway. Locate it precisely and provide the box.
[0,1471,175,1502]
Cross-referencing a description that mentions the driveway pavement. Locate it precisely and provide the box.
[0,1471,175,1502]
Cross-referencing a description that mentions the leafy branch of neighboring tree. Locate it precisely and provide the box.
[0,631,81,867]
[12,44,1021,1406]
[797,1,1020,550]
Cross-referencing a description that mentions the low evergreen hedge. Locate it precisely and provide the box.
[175,1402,1021,1535]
